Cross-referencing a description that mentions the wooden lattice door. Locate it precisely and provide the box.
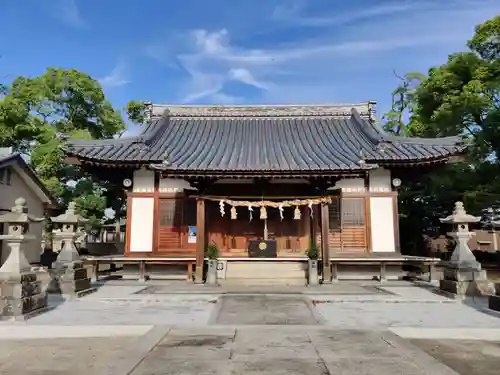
[157,198,183,251]
[340,197,367,252]
[317,196,368,253]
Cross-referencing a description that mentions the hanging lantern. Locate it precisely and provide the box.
[219,200,225,217]
[248,205,253,221]
[230,206,237,220]
[294,206,301,220]
[260,206,267,220]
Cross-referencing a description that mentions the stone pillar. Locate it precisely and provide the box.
[0,197,50,320]
[439,202,494,298]
[47,202,95,298]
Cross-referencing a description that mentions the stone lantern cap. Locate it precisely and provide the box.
[51,202,88,225]
[439,201,481,225]
[0,197,44,224]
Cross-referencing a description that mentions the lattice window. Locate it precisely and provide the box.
[341,197,366,250]
[341,198,365,227]
[158,199,183,227]
[328,197,341,230]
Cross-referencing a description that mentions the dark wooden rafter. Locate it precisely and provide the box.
[78,162,135,185]
[188,177,218,194]
[308,177,340,194]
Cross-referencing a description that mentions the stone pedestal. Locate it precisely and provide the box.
[48,260,93,297]
[488,283,500,311]
[0,198,51,320]
[308,259,319,286]
[438,202,495,298]
[47,202,95,298]
[439,266,494,298]
[1,272,49,320]
[206,259,218,286]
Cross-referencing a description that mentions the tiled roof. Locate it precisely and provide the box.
[62,103,466,175]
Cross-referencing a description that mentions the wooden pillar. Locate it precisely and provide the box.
[311,205,318,246]
[194,198,206,283]
[321,202,332,283]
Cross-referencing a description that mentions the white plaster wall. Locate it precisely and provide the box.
[368,169,392,192]
[158,178,192,193]
[369,197,396,252]
[129,197,155,252]
[0,168,45,264]
[331,178,365,192]
[132,169,155,193]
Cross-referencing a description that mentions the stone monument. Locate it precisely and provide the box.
[439,201,495,297]
[47,202,95,297]
[0,197,50,320]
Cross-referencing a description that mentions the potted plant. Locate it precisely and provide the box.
[306,242,319,286]
[205,242,219,285]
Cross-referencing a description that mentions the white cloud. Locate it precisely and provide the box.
[229,68,272,91]
[146,0,500,105]
[53,0,86,29]
[99,61,130,90]
[273,1,432,28]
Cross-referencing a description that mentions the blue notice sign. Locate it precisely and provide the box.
[188,226,197,243]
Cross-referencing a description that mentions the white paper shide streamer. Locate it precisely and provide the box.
[219,200,225,217]
[248,205,253,221]
[278,204,284,221]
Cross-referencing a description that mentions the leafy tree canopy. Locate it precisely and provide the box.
[0,67,128,228]
[383,15,500,254]
[126,100,149,125]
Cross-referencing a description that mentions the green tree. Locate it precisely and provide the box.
[415,16,500,159]
[385,15,500,254]
[382,71,426,137]
[126,100,149,124]
[0,67,127,228]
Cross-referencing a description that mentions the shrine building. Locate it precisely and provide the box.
[62,102,465,282]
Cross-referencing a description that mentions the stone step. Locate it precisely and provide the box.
[220,278,307,287]
[223,261,307,283]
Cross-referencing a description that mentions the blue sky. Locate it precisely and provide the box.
[1,0,499,135]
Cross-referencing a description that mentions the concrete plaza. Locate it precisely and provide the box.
[0,281,499,374]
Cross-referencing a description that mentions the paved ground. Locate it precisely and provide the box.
[410,339,500,375]
[0,337,140,374]
[0,281,499,374]
[213,295,321,325]
[130,328,457,375]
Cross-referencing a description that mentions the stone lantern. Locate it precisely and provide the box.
[439,201,494,297]
[47,202,94,297]
[0,197,49,320]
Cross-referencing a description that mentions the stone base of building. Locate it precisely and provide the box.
[439,267,495,297]
[47,260,96,298]
[222,261,307,286]
[0,271,52,321]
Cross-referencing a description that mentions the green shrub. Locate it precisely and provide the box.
[205,243,219,260]
[306,243,319,260]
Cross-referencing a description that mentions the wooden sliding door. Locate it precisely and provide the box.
[340,197,367,252]
[317,196,368,253]
[157,197,196,256]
